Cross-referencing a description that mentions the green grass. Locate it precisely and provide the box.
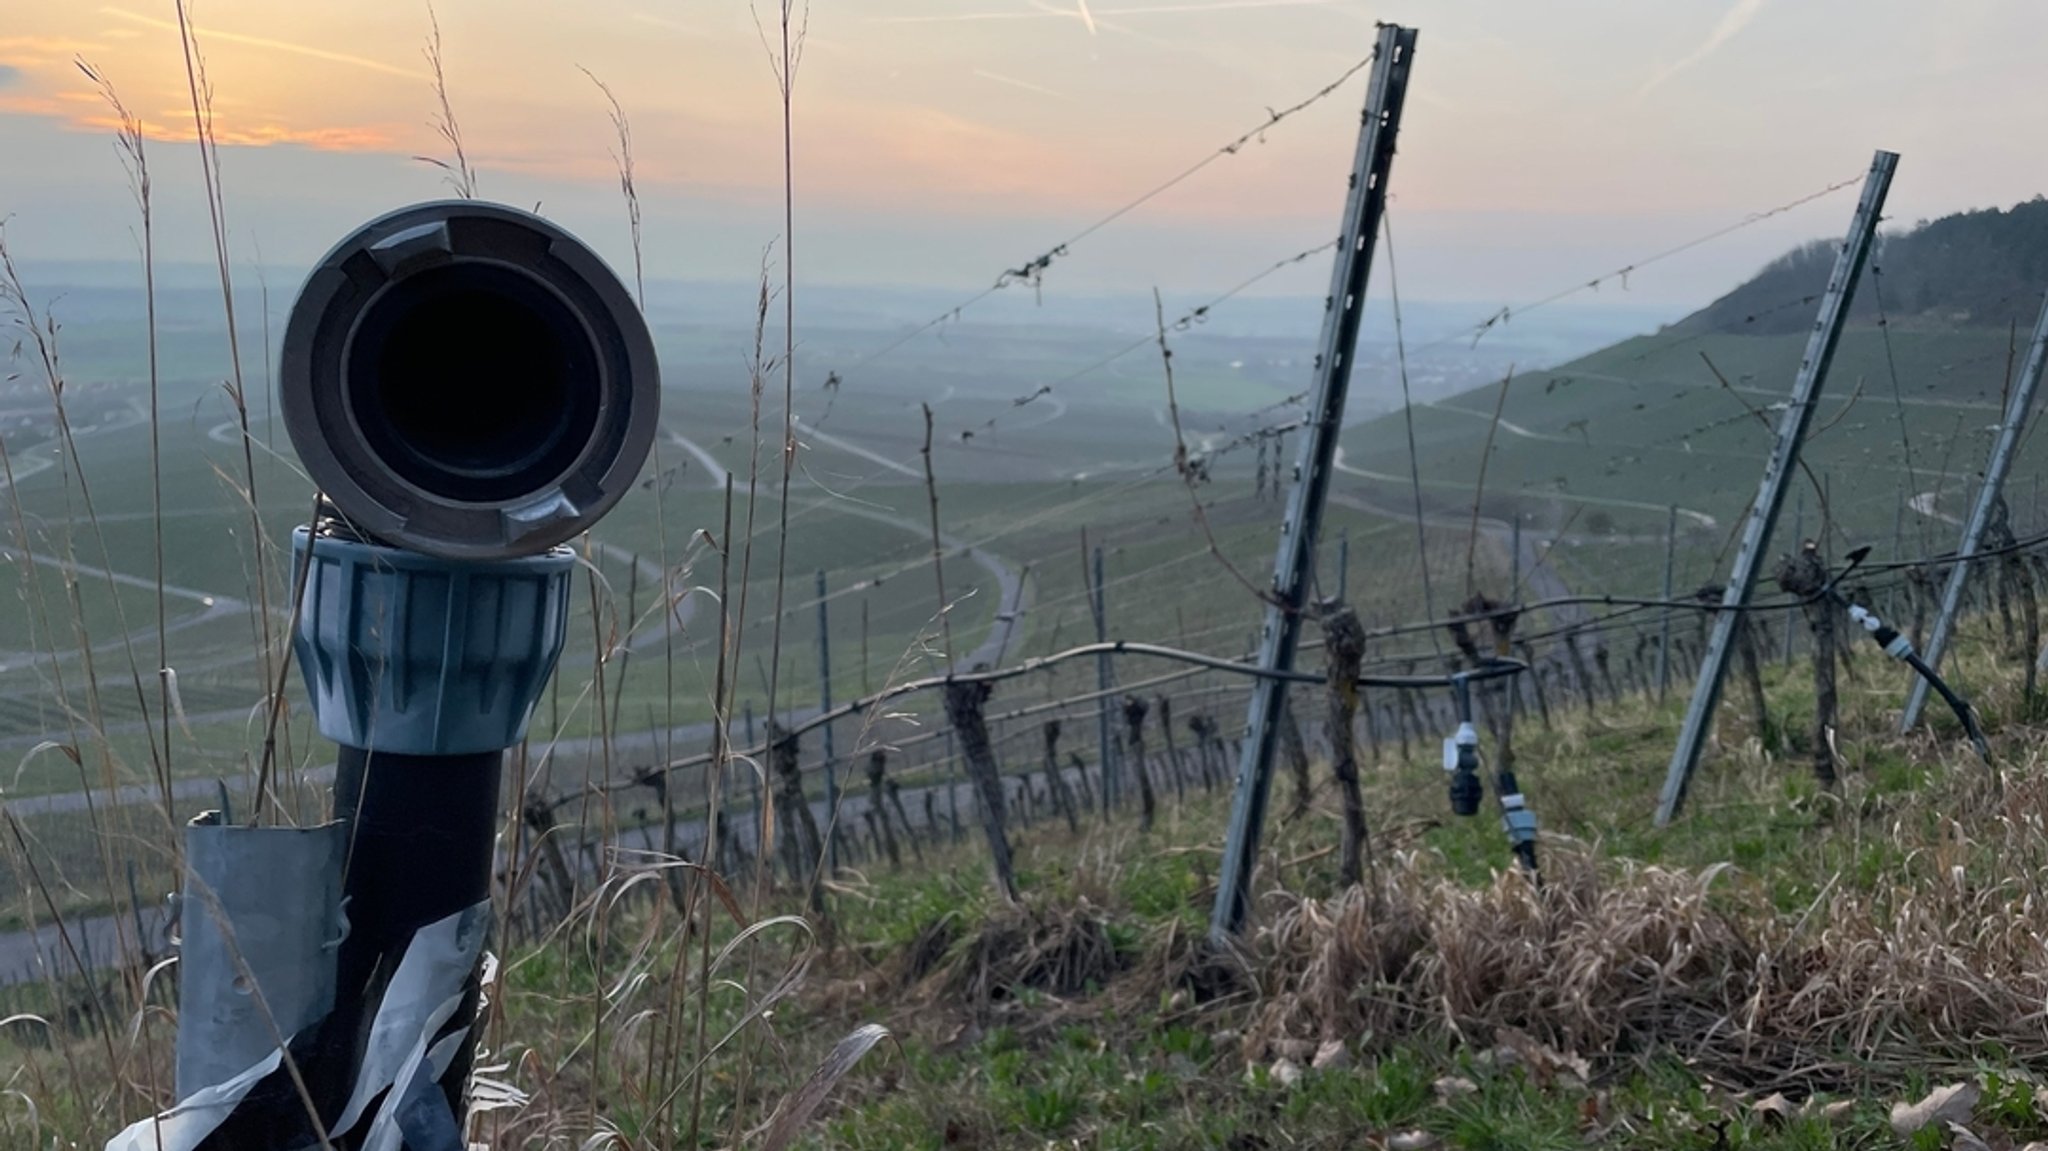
[1342,324,2048,598]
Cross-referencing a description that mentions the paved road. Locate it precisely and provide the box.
[1908,490,1964,527]
[1423,402,1566,443]
[0,544,249,670]
[788,415,922,479]
[1332,446,1719,530]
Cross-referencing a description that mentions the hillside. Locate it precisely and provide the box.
[1335,195,2048,605]
[1675,196,2048,336]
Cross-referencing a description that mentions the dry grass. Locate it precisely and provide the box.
[1234,756,2048,1094]
[928,898,1125,1010]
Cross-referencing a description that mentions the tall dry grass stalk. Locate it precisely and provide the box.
[420,1,478,199]
[78,62,174,823]
[0,228,170,1103]
[174,0,291,818]
[753,0,808,831]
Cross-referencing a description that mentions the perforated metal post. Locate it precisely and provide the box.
[1210,23,1417,941]
[1656,150,1897,826]
[1901,289,2048,730]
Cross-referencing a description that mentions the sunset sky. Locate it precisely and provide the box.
[4,1,2046,308]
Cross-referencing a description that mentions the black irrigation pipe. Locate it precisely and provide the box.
[564,640,1529,807]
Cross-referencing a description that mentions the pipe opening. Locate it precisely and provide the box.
[347,261,602,503]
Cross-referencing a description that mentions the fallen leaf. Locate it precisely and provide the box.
[1433,1076,1479,1100]
[1268,1058,1302,1088]
[1389,1132,1440,1151]
[1807,1099,1854,1125]
[1889,1082,1980,1136]
[1577,1090,1611,1133]
[1948,1122,1992,1151]
[1751,1092,1796,1127]
[1311,1039,1350,1071]
[1492,1026,1591,1086]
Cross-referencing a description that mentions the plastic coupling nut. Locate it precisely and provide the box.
[1499,793,1539,845]
[291,527,574,756]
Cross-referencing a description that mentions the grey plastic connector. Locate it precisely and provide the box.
[1499,793,1539,845]
[279,201,659,559]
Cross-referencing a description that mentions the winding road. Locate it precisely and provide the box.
[1907,490,1964,527]
[665,428,1029,675]
[1331,446,1719,530]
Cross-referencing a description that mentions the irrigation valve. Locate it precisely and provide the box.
[1438,676,1540,877]
[1847,603,1916,661]
[1445,721,1482,817]
[120,201,662,1151]
[1499,787,1539,866]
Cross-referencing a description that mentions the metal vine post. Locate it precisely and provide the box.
[1655,150,1899,826]
[1210,22,1418,942]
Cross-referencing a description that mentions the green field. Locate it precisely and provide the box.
[1341,321,2040,599]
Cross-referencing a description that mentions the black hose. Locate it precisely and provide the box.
[1902,651,1993,763]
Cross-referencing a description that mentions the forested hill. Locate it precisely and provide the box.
[1673,196,2048,336]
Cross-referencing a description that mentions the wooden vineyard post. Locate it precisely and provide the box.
[1321,606,1369,887]
[1658,504,1678,700]
[1774,542,1838,788]
[1042,720,1079,833]
[1188,713,1219,790]
[1515,640,1552,731]
[886,776,922,863]
[1280,700,1315,820]
[942,681,1020,902]
[865,749,901,870]
[1156,695,1187,803]
[769,723,828,921]
[1121,695,1157,832]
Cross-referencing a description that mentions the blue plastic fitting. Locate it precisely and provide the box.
[291,527,574,756]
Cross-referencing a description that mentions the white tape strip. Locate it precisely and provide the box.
[104,899,491,1151]
[361,1025,472,1151]
[332,900,491,1138]
[104,1048,285,1151]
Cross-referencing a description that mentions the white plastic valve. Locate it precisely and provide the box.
[1443,721,1478,772]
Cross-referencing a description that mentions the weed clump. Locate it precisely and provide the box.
[930,898,1127,1010]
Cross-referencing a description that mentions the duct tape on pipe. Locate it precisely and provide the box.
[103,1048,285,1151]
[331,899,492,1139]
[104,899,491,1151]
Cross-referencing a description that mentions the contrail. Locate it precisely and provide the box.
[99,6,426,80]
[874,0,1334,26]
[973,67,1073,100]
[1075,0,1099,34]
[1638,0,1767,95]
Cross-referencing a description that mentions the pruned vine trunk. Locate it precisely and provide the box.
[1321,605,1369,887]
[1121,695,1156,832]
[865,749,901,871]
[943,681,1020,902]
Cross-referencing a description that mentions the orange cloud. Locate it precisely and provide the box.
[0,35,107,67]
[0,91,396,152]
